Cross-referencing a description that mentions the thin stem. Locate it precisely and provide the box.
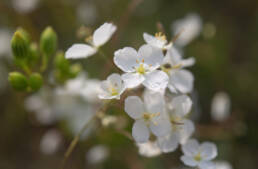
[40,54,48,72]
[59,101,110,169]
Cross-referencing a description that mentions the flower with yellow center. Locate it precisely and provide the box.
[124,95,171,143]
[98,73,126,100]
[143,32,172,50]
[181,139,218,169]
[114,44,169,92]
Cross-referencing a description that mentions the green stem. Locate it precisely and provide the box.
[59,101,111,169]
[40,54,48,72]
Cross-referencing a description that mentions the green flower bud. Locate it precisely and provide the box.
[40,26,57,56]
[8,72,28,91]
[69,64,82,78]
[11,30,30,60]
[55,51,70,73]
[28,73,43,91]
[28,43,39,65]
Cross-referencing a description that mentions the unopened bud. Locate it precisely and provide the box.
[40,26,57,56]
[11,30,30,59]
[28,73,43,91]
[8,72,28,91]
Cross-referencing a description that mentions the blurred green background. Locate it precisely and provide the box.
[1,0,258,169]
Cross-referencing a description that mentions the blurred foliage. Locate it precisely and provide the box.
[1,0,258,169]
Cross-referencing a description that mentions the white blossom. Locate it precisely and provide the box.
[158,95,194,153]
[114,44,168,92]
[98,73,126,100]
[40,129,62,155]
[56,73,101,103]
[172,13,202,47]
[211,92,231,122]
[181,139,218,169]
[161,47,195,94]
[137,141,162,157]
[0,28,12,58]
[143,32,172,50]
[12,0,40,13]
[66,23,117,59]
[86,145,109,164]
[124,93,171,143]
[215,161,233,169]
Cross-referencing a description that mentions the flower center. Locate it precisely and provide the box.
[194,152,202,162]
[155,32,167,41]
[143,112,160,123]
[109,86,118,96]
[136,64,146,74]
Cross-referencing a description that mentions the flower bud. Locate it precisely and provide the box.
[28,73,43,91]
[69,64,82,78]
[40,26,57,56]
[28,43,39,64]
[8,72,28,91]
[11,30,30,60]
[55,51,69,72]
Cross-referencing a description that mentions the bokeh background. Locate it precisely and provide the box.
[1,0,258,169]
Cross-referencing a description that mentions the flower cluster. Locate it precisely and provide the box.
[65,22,219,168]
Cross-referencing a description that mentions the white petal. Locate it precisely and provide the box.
[143,71,168,92]
[165,46,182,66]
[122,73,144,88]
[125,96,145,119]
[181,57,195,67]
[199,161,216,169]
[114,47,139,72]
[143,89,165,114]
[65,44,97,59]
[107,73,123,90]
[93,22,117,47]
[178,119,195,144]
[171,94,192,116]
[182,139,199,156]
[169,69,194,93]
[137,141,162,157]
[143,32,166,49]
[158,133,179,153]
[200,142,218,160]
[167,84,178,93]
[132,120,150,143]
[180,155,198,167]
[138,44,164,69]
[150,115,171,137]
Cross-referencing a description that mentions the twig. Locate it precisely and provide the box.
[59,102,110,169]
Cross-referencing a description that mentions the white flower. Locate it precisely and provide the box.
[137,141,162,157]
[40,129,62,155]
[66,23,117,59]
[161,47,195,94]
[114,44,169,92]
[211,92,231,122]
[55,73,101,103]
[143,32,172,50]
[124,93,171,143]
[172,13,202,47]
[0,28,12,58]
[215,161,233,169]
[158,95,194,153]
[86,145,109,164]
[12,0,39,14]
[98,73,126,100]
[181,139,218,169]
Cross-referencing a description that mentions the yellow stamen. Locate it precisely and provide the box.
[155,32,167,41]
[194,152,202,162]
[110,87,118,96]
[136,64,145,74]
